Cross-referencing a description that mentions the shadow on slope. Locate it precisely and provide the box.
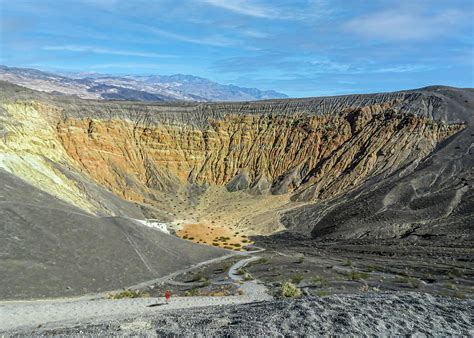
[0,169,225,300]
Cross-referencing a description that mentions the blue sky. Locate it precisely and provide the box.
[0,0,473,97]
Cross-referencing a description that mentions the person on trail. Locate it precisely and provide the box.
[165,290,171,304]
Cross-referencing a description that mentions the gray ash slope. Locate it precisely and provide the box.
[21,293,473,336]
[0,169,224,300]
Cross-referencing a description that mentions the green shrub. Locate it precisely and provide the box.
[201,279,212,287]
[453,290,466,299]
[280,281,301,298]
[395,275,410,284]
[290,273,304,284]
[347,270,369,281]
[108,289,143,299]
[344,259,353,267]
[243,273,254,281]
[252,257,269,265]
[448,268,464,279]
[312,275,328,287]
[313,290,329,297]
[409,278,422,289]
[185,288,199,297]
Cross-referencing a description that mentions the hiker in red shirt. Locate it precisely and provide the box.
[165,290,171,304]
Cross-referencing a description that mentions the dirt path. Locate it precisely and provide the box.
[0,247,269,333]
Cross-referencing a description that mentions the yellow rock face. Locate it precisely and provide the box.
[0,102,99,213]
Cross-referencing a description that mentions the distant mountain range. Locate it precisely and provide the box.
[0,65,288,102]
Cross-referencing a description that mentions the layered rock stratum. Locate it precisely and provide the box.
[0,81,472,299]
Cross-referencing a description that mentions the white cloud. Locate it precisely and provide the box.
[370,64,435,73]
[43,45,174,58]
[141,26,239,47]
[202,0,278,18]
[242,29,270,38]
[344,9,466,41]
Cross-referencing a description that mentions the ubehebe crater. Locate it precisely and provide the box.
[0,82,472,299]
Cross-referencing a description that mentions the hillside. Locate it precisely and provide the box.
[0,65,288,102]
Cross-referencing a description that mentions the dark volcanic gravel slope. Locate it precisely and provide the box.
[282,87,474,241]
[18,293,473,336]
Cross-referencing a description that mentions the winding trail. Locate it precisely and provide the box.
[0,246,270,333]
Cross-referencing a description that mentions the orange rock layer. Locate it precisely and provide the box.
[56,104,462,204]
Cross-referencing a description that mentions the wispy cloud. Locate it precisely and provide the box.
[344,9,467,41]
[241,29,270,39]
[43,45,174,58]
[85,63,162,69]
[141,26,239,47]
[201,0,278,18]
[213,54,436,76]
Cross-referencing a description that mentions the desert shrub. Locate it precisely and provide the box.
[443,282,457,290]
[190,272,205,282]
[347,270,369,281]
[297,256,305,264]
[448,268,464,279]
[409,278,422,289]
[313,290,329,297]
[395,275,409,284]
[201,279,212,287]
[107,289,143,299]
[366,265,377,272]
[243,273,254,281]
[208,290,227,297]
[184,288,199,297]
[290,273,304,284]
[252,257,269,265]
[312,275,328,287]
[212,243,219,246]
[236,268,246,275]
[280,281,301,298]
